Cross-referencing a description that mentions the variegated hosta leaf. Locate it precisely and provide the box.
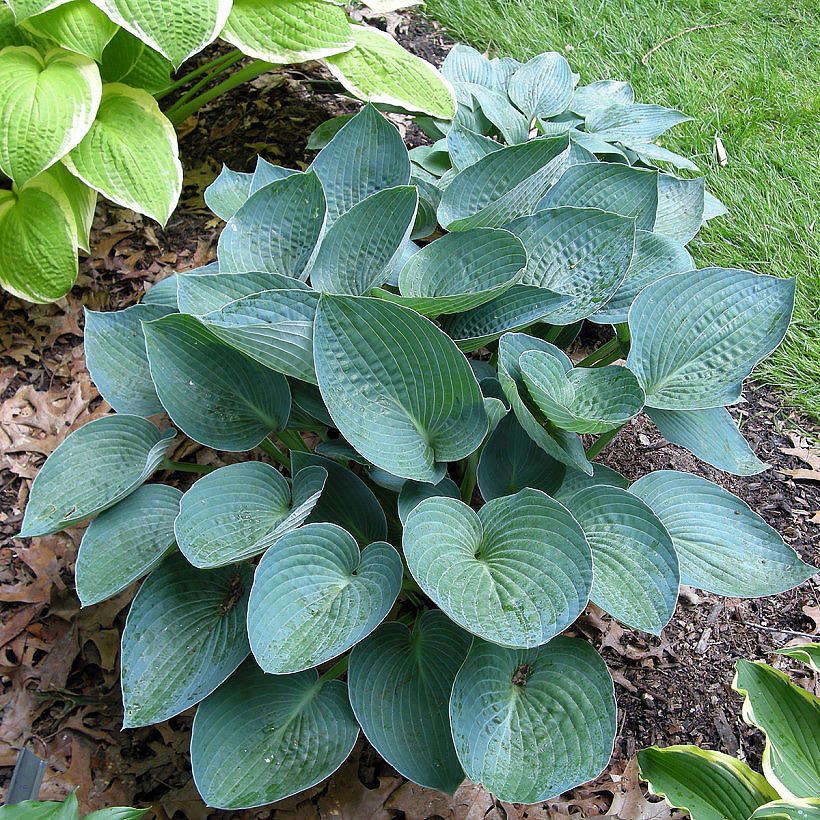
[190,660,359,809]
[120,553,252,727]
[5,0,74,21]
[0,46,100,186]
[626,269,795,409]
[75,484,181,606]
[631,470,816,596]
[349,611,471,794]
[177,270,307,315]
[397,476,460,524]
[142,313,291,450]
[98,26,143,81]
[324,25,456,120]
[477,412,565,502]
[752,799,820,819]
[120,42,172,93]
[247,522,402,672]
[508,52,574,120]
[314,295,488,483]
[519,352,644,433]
[21,0,118,59]
[403,490,592,647]
[553,462,629,503]
[584,102,690,142]
[563,485,679,634]
[47,161,96,253]
[19,415,174,536]
[0,5,30,47]
[204,164,253,222]
[64,84,181,225]
[775,644,820,674]
[506,206,636,323]
[175,462,326,567]
[450,636,616,803]
[654,173,705,243]
[221,0,354,63]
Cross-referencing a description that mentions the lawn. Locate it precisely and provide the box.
[424,0,820,418]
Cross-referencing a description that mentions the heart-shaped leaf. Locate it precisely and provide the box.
[19,415,174,536]
[191,659,359,809]
[204,164,253,222]
[397,476,461,524]
[247,522,402,672]
[441,43,494,86]
[508,52,574,120]
[175,462,326,567]
[404,490,592,647]
[553,463,629,503]
[177,270,307,315]
[249,156,298,195]
[349,611,471,794]
[75,483,181,606]
[631,470,816,596]
[314,295,487,482]
[120,553,252,727]
[22,1,118,59]
[450,636,616,803]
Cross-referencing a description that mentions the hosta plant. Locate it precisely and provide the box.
[0,0,454,303]
[19,103,817,809]
[0,793,146,819]
[639,644,820,820]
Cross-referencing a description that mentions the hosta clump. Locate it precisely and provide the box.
[20,99,817,809]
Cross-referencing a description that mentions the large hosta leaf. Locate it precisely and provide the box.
[324,24,456,120]
[222,0,354,63]
[654,173,704,243]
[0,46,100,185]
[47,161,96,252]
[177,270,307,315]
[143,313,291,450]
[91,0,232,67]
[175,461,326,567]
[450,636,616,803]
[446,123,500,171]
[404,490,592,647]
[752,799,820,819]
[249,156,298,195]
[349,611,471,794]
[120,553,252,727]
[314,295,487,482]
[441,43,494,86]
[64,84,181,225]
[397,476,460,524]
[553,462,629,503]
[247,522,401,672]
[75,483,181,606]
[626,269,795,409]
[458,83,529,144]
[585,103,690,142]
[19,415,174,536]
[21,1,117,59]
[97,26,143,81]
[563,485,679,634]
[508,52,574,120]
[631,471,816,596]
[204,164,252,222]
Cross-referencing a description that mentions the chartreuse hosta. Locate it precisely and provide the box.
[0,0,455,304]
[639,644,820,820]
[19,102,817,808]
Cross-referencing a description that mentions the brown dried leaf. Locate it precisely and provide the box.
[606,758,680,819]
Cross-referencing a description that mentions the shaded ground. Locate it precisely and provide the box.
[1,18,818,819]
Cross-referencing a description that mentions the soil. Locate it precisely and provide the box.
[1,14,818,820]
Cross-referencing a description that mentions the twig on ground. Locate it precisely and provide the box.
[742,621,817,640]
[641,24,729,65]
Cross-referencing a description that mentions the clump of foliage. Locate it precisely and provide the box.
[19,85,817,808]
[639,643,820,820]
[0,0,455,304]
[0,791,146,819]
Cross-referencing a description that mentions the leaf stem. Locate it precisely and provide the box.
[615,322,631,353]
[460,450,479,503]
[160,458,216,474]
[540,324,563,344]
[258,437,289,468]
[317,655,349,686]
[576,338,620,368]
[154,49,243,101]
[163,51,246,119]
[277,429,310,453]
[585,424,625,460]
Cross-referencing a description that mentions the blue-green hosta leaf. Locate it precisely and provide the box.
[19,415,174,536]
[438,135,571,230]
[314,295,487,482]
[190,659,359,809]
[217,171,326,276]
[446,123,501,172]
[307,114,354,150]
[637,745,779,820]
[143,273,180,307]
[631,470,816,596]
[585,103,690,142]
[591,230,693,325]
[569,129,629,161]
[477,412,565,501]
[497,333,592,474]
[450,636,616,803]
[519,353,644,433]
[646,406,768,475]
[441,43,494,86]
[404,490,592,647]
[775,644,820,674]
[221,0,353,63]
[626,269,795,410]
[349,611,471,794]
[654,173,705,243]
[21,0,117,59]
[120,553,251,727]
[175,462,326,567]
[310,186,418,294]
[292,451,387,545]
[143,313,291,450]
[397,476,460,524]
[204,165,253,222]
[632,142,700,172]
[410,175,440,240]
[249,156,298,196]
[0,46,100,186]
[703,190,729,222]
[508,52,574,120]
[309,103,410,225]
[64,84,181,225]
[538,163,659,231]
[324,25,456,119]
[752,799,820,819]
[553,462,629,503]
[84,304,174,416]
[489,55,522,89]
[564,485,678,634]
[506,206,636,323]
[287,380,333,428]
[733,659,820,799]
[75,484,181,606]
[247,522,401,673]
[570,80,634,117]
[458,83,529,144]
[409,141,450,176]
[91,0,232,68]
[177,270,307,315]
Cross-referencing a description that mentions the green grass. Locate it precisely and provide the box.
[424,0,820,417]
